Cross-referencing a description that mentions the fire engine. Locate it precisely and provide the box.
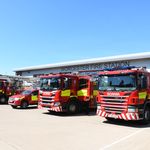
[0,76,23,104]
[8,89,39,109]
[96,66,150,124]
[39,73,98,114]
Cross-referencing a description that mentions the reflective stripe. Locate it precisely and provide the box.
[0,90,4,93]
[135,113,139,120]
[138,92,147,99]
[77,89,88,96]
[61,90,70,96]
[93,90,98,96]
[31,95,38,101]
[131,113,135,120]
[122,114,126,120]
[126,113,131,120]
[49,106,62,112]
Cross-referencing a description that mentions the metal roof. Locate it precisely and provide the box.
[14,52,150,72]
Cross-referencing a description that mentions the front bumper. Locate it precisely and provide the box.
[49,106,63,112]
[40,102,63,112]
[96,105,141,121]
[8,100,20,106]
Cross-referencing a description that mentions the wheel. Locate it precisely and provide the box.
[11,105,17,109]
[67,101,78,114]
[143,106,150,124]
[20,101,28,109]
[0,96,7,104]
[84,101,90,115]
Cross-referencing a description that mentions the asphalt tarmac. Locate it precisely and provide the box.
[0,105,149,150]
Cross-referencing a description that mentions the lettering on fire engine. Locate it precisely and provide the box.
[61,61,130,73]
[107,92,120,96]
[42,91,51,96]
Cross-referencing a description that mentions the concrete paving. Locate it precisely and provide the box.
[0,105,150,150]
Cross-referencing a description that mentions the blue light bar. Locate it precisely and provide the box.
[102,66,136,71]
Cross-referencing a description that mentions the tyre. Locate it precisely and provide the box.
[143,106,150,124]
[0,96,7,104]
[11,105,17,109]
[67,101,78,114]
[20,101,28,109]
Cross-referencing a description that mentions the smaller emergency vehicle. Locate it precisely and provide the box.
[8,89,39,109]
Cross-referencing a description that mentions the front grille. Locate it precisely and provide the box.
[100,95,128,114]
[42,97,53,101]
[41,96,54,104]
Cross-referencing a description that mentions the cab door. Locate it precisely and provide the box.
[138,74,148,103]
[77,78,90,101]
[61,77,72,101]
[30,90,39,104]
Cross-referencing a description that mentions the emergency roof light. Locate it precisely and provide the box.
[102,66,137,71]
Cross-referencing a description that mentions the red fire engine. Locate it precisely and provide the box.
[96,66,150,124]
[39,73,97,114]
[0,76,23,104]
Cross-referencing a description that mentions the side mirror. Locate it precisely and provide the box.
[141,77,147,89]
[138,75,147,89]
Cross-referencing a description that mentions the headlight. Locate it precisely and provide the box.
[128,106,138,113]
[14,98,20,101]
[8,98,13,102]
[97,105,101,109]
[54,102,61,107]
[39,90,43,95]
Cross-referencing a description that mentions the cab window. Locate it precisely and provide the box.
[92,76,98,90]
[138,74,147,89]
[62,78,72,89]
[32,91,38,96]
[79,79,88,89]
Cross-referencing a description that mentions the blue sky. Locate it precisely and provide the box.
[0,0,150,75]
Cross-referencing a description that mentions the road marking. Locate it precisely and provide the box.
[0,138,22,150]
[99,128,145,150]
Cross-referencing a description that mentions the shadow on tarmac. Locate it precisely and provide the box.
[14,106,38,110]
[43,110,97,117]
[41,107,150,128]
[0,103,9,105]
[103,119,150,128]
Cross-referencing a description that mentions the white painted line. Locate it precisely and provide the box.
[0,137,22,150]
[99,128,145,150]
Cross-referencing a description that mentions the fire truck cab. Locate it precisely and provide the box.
[39,73,97,114]
[96,66,150,124]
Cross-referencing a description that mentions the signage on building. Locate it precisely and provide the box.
[61,61,130,73]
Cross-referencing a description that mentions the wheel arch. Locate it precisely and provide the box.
[67,97,80,114]
[143,99,150,110]
[20,99,29,108]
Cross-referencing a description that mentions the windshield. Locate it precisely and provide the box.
[21,90,32,95]
[98,74,137,91]
[40,77,61,91]
[0,81,4,88]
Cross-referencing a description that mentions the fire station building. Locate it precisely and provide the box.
[14,52,150,77]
